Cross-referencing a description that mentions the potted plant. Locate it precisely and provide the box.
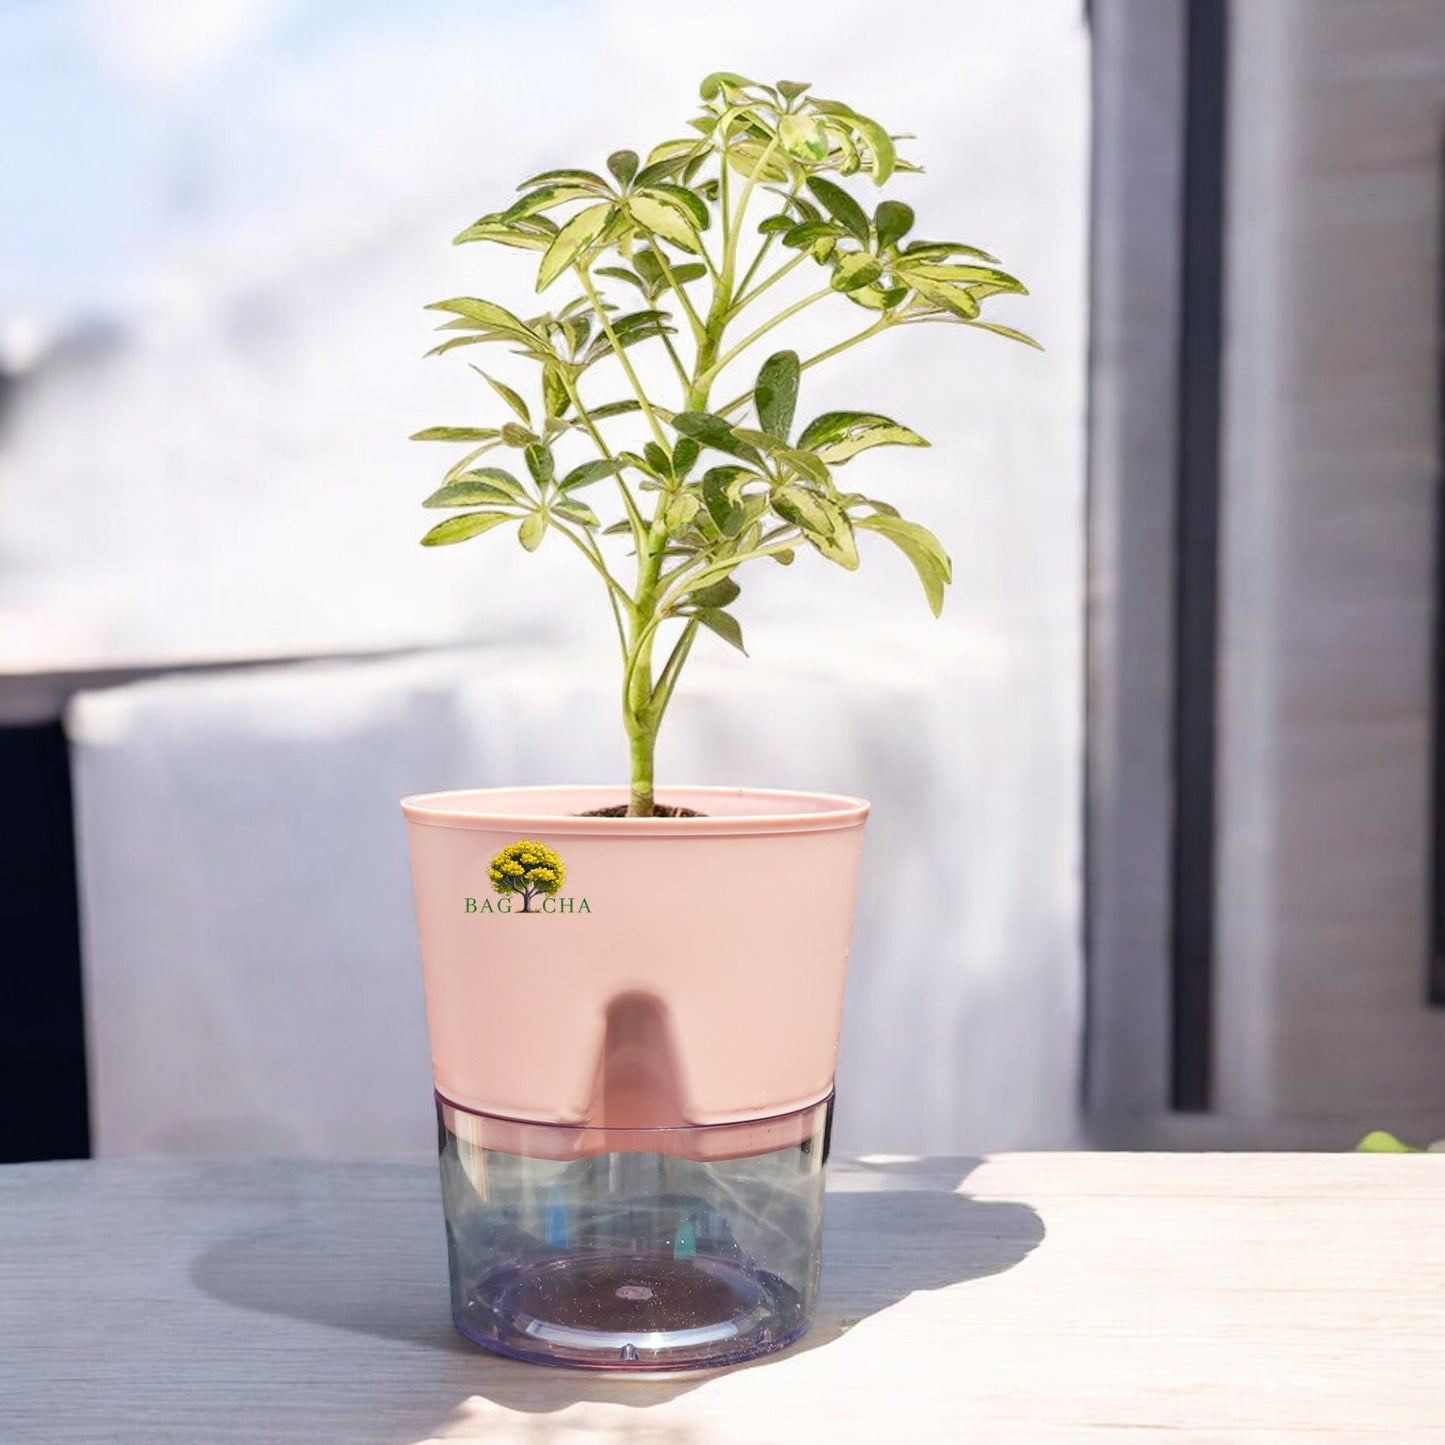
[402,70,1035,1371]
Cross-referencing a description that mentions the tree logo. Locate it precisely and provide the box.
[486,839,566,914]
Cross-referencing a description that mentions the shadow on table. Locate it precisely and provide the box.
[190,1157,1042,1437]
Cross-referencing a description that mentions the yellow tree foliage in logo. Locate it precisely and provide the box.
[488,839,566,914]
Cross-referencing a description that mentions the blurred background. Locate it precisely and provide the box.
[2,0,1442,1163]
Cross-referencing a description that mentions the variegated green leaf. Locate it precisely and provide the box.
[965,320,1044,350]
[850,113,896,184]
[524,443,555,487]
[560,458,627,491]
[796,411,929,463]
[856,513,952,614]
[672,412,765,467]
[421,511,512,546]
[518,511,548,551]
[478,372,531,425]
[501,185,599,222]
[517,168,610,190]
[409,426,500,443]
[423,479,519,509]
[778,112,829,162]
[832,252,884,293]
[542,364,570,419]
[425,297,536,336]
[907,274,981,319]
[537,201,614,290]
[702,466,751,536]
[628,193,700,252]
[552,498,600,527]
[662,491,701,535]
[648,183,709,230]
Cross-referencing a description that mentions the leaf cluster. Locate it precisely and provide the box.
[411,71,1037,792]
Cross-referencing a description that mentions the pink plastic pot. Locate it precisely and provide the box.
[401,784,868,1370]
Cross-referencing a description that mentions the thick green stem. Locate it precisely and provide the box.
[623,519,669,815]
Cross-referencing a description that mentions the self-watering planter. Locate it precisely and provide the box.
[402,784,867,1370]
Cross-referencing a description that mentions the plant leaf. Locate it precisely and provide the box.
[648,183,710,230]
[772,484,836,537]
[524,443,555,486]
[671,412,765,467]
[774,446,831,487]
[832,252,884,293]
[518,168,610,190]
[966,320,1044,350]
[900,239,998,262]
[628,193,700,252]
[425,297,536,337]
[805,177,870,244]
[595,265,649,296]
[662,491,701,535]
[874,200,914,250]
[537,201,614,290]
[778,112,829,162]
[518,511,548,551]
[856,513,952,614]
[607,149,639,187]
[702,466,750,536]
[552,498,600,527]
[632,153,696,189]
[501,185,600,221]
[590,399,643,420]
[423,483,515,511]
[781,219,840,249]
[477,372,531,425]
[421,511,513,546]
[850,113,897,184]
[694,607,746,653]
[754,350,800,441]
[499,420,538,447]
[796,410,929,462]
[688,576,741,609]
[907,274,981,319]
[904,262,1026,292]
[409,426,500,442]
[542,364,570,419]
[423,471,524,508]
[560,458,627,490]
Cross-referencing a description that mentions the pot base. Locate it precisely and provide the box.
[456,1252,807,1370]
[438,1097,830,1371]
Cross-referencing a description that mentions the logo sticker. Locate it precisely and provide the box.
[464,839,591,915]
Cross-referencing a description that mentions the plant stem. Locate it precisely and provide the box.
[699,286,832,388]
[729,250,810,317]
[548,518,629,652]
[732,179,803,303]
[644,241,706,344]
[714,315,897,417]
[576,266,671,451]
[650,617,699,718]
[655,534,801,614]
[622,520,669,815]
[560,374,646,554]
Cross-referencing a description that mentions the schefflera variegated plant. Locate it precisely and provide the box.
[414,71,1038,817]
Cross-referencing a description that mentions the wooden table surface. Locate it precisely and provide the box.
[2,1152,1441,1442]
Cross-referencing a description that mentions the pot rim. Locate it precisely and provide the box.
[401,783,869,835]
